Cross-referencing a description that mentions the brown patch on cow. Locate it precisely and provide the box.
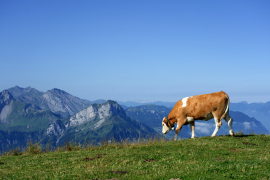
[242,142,257,146]
[144,159,157,162]
[83,154,106,161]
[110,171,128,174]
[181,91,228,120]
[229,149,239,152]
[0,162,4,164]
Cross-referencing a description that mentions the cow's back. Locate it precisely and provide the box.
[169,91,228,120]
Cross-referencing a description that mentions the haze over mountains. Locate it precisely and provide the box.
[0,86,269,152]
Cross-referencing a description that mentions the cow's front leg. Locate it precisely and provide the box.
[173,121,185,141]
[190,122,195,138]
[173,130,179,141]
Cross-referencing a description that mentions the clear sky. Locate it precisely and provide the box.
[1,0,269,103]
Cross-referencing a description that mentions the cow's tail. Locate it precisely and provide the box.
[220,93,230,120]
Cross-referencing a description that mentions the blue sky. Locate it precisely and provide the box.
[1,0,269,103]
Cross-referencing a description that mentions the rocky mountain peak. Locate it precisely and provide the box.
[0,90,14,105]
[8,86,25,98]
[68,100,127,128]
[0,90,15,121]
[48,88,68,96]
[7,86,41,98]
[104,100,126,118]
[14,85,23,90]
[24,86,32,92]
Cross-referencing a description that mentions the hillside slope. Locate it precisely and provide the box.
[1,135,270,179]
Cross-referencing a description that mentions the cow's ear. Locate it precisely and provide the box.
[163,117,166,121]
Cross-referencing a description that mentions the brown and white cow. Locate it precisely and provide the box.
[162,91,234,140]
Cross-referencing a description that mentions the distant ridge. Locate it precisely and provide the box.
[118,101,176,108]
[231,101,270,131]
[7,86,91,118]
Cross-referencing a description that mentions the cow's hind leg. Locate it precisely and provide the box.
[211,117,222,137]
[190,122,195,138]
[225,112,234,136]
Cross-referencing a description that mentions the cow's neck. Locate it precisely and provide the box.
[168,116,177,126]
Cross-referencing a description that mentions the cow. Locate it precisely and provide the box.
[162,91,234,141]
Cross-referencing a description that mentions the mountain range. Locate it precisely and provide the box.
[0,87,157,152]
[8,86,91,118]
[0,86,269,152]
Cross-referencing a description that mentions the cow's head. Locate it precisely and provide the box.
[162,117,174,134]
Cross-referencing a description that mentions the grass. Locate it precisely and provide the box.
[0,134,270,179]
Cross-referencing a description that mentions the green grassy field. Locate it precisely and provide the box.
[0,134,270,179]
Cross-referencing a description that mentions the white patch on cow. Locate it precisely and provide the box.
[190,124,195,138]
[186,117,194,123]
[182,97,190,107]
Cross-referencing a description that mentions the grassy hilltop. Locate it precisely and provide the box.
[0,134,270,179]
